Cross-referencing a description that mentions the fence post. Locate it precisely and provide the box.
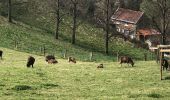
[144,53,147,61]
[150,52,153,60]
[117,52,119,62]
[14,40,18,49]
[43,45,46,56]
[40,47,43,55]
[156,49,159,63]
[63,49,67,58]
[90,52,93,61]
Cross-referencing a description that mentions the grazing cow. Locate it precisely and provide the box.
[161,59,169,71]
[27,56,35,68]
[45,55,55,62]
[45,55,58,64]
[120,56,134,67]
[0,50,3,59]
[68,57,76,63]
[47,59,58,64]
[97,64,104,68]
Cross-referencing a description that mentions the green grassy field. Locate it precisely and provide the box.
[0,47,170,100]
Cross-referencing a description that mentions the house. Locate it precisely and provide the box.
[111,8,144,39]
[137,28,161,47]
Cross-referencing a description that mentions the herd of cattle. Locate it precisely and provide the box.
[0,49,169,70]
[27,55,77,68]
[0,50,77,68]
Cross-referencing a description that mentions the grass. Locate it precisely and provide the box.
[0,47,170,99]
[0,15,154,62]
[0,16,115,62]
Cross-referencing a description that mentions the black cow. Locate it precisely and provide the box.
[0,50,3,59]
[161,59,169,71]
[120,56,134,67]
[27,56,35,68]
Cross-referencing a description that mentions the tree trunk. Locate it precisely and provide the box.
[55,0,60,39]
[162,2,166,45]
[8,0,12,23]
[105,0,110,55]
[72,3,77,44]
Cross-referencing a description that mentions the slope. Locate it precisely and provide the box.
[0,16,153,61]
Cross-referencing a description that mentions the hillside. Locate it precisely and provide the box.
[0,47,169,99]
[0,15,153,61]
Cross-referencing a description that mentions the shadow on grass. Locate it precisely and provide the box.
[147,93,163,98]
[0,84,5,87]
[128,94,142,98]
[118,64,136,68]
[41,83,60,89]
[165,76,170,80]
[129,93,163,99]
[12,85,32,91]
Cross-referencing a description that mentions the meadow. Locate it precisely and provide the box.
[0,47,170,100]
[0,15,152,62]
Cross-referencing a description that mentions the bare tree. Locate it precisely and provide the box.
[95,0,116,54]
[8,0,12,22]
[105,0,110,54]
[141,0,170,45]
[48,0,67,39]
[55,0,60,39]
[69,0,87,44]
[70,0,78,44]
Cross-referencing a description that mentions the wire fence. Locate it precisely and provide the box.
[7,41,157,62]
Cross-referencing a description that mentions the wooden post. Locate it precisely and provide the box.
[43,45,46,56]
[63,49,67,58]
[14,40,18,49]
[160,52,163,80]
[144,53,147,61]
[156,49,159,63]
[151,52,153,60]
[90,52,93,61]
[40,47,43,55]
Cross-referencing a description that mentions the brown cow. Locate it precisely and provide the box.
[45,55,58,64]
[120,56,134,67]
[68,57,76,63]
[97,64,104,68]
[0,50,3,60]
[47,59,58,64]
[27,56,35,68]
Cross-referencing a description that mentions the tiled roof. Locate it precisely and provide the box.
[111,8,144,24]
[137,28,161,36]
